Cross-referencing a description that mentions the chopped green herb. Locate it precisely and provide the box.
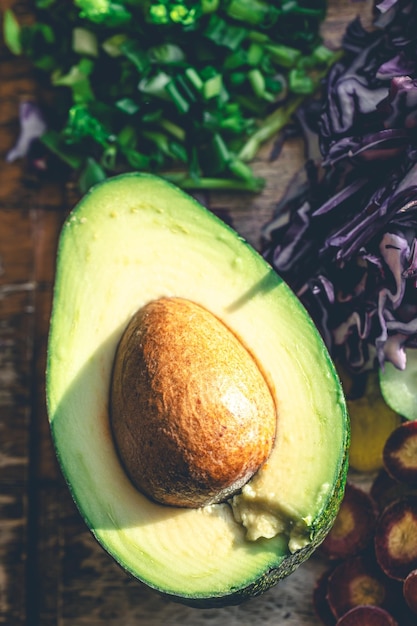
[4,9,22,55]
[5,0,337,192]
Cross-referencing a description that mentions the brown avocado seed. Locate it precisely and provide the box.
[110,297,277,508]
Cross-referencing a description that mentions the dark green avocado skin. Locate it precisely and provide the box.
[168,444,349,608]
[47,172,350,609]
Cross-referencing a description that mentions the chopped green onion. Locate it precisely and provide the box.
[238,96,303,162]
[225,0,279,27]
[74,0,132,27]
[247,42,263,66]
[4,9,22,55]
[165,80,191,113]
[120,39,150,73]
[5,0,336,193]
[115,98,140,115]
[72,27,99,57]
[202,72,223,100]
[288,68,314,94]
[78,157,107,194]
[265,43,301,68]
[40,130,84,169]
[204,15,247,50]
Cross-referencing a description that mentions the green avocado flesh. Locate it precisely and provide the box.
[46,173,349,607]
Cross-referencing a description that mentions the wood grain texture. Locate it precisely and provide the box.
[0,1,371,624]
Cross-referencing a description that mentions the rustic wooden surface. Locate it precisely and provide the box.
[0,2,368,625]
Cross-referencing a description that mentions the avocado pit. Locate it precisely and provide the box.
[110,296,277,508]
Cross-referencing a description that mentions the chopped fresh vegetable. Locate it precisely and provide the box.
[3,1,336,192]
[262,0,417,384]
[371,469,417,513]
[320,482,377,561]
[315,419,417,626]
[374,497,417,581]
[335,605,398,626]
[383,421,417,485]
[403,568,417,614]
[326,555,397,619]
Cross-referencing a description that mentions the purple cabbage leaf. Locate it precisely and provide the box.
[262,0,417,374]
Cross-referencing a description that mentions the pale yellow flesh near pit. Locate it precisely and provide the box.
[47,173,347,599]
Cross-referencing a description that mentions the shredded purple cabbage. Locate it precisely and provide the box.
[262,0,417,373]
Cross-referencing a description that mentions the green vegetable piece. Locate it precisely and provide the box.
[149,43,185,65]
[101,33,129,57]
[201,0,219,13]
[120,39,150,74]
[204,14,247,50]
[184,67,203,93]
[40,130,84,169]
[138,72,171,100]
[35,0,56,7]
[228,157,257,182]
[248,68,274,101]
[202,73,223,100]
[122,148,151,170]
[165,173,265,191]
[380,348,417,420]
[72,27,99,58]
[74,0,132,26]
[10,0,334,191]
[158,118,186,142]
[312,43,339,65]
[4,9,22,55]
[289,68,314,94]
[165,80,191,113]
[46,173,349,606]
[148,4,169,24]
[247,42,263,66]
[52,59,95,103]
[64,104,114,146]
[78,157,107,194]
[281,0,325,18]
[225,0,279,26]
[115,98,140,116]
[238,95,303,161]
[265,43,301,68]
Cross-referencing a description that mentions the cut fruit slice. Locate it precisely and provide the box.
[370,470,417,512]
[326,555,396,618]
[320,483,377,560]
[374,497,417,580]
[403,568,417,614]
[383,422,417,486]
[335,605,398,626]
[379,348,417,421]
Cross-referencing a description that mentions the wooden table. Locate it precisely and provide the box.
[0,2,367,624]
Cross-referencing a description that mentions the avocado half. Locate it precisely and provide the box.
[46,173,349,607]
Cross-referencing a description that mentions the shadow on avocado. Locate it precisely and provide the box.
[226,269,283,314]
[51,323,253,538]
